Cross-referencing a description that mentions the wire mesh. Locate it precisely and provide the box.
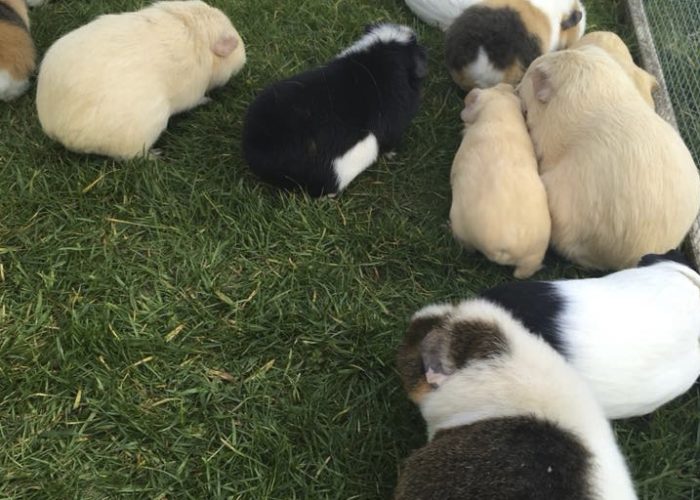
[643,0,700,164]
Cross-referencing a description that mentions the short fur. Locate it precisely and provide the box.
[444,0,584,89]
[518,46,700,269]
[480,255,700,418]
[573,31,657,108]
[0,0,36,101]
[396,300,637,499]
[450,83,550,278]
[36,1,246,159]
[395,416,593,500]
[242,23,427,197]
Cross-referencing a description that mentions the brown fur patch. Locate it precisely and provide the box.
[502,63,525,85]
[397,314,447,400]
[397,312,508,403]
[483,0,551,52]
[395,416,593,500]
[448,319,508,368]
[0,22,35,79]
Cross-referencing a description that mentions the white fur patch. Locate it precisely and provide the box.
[332,133,379,192]
[468,47,504,88]
[412,303,453,321]
[338,24,414,58]
[0,70,30,101]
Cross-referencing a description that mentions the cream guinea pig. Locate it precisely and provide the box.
[517,45,700,270]
[36,0,246,159]
[449,83,550,278]
[572,31,657,108]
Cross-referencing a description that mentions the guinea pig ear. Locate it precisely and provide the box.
[531,67,553,103]
[213,35,239,58]
[460,88,481,122]
[420,327,455,388]
[561,10,583,30]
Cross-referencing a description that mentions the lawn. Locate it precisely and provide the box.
[1,0,698,498]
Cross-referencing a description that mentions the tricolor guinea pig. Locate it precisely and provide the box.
[0,0,37,101]
[481,250,700,419]
[242,23,427,197]
[572,31,657,108]
[395,300,637,500]
[449,83,550,278]
[445,0,586,89]
[36,1,246,159]
[518,45,700,269]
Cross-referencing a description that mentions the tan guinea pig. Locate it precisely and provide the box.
[518,45,700,270]
[572,31,657,108]
[36,0,246,160]
[449,83,550,279]
[0,0,36,101]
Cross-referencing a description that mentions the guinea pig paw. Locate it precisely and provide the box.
[196,96,213,107]
[147,149,163,161]
[384,151,397,160]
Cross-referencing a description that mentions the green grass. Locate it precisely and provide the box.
[1,0,698,498]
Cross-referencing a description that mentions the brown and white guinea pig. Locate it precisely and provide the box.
[572,31,657,108]
[518,46,700,270]
[243,24,427,197]
[450,83,550,278]
[395,300,637,500]
[0,0,37,101]
[36,0,246,160]
[445,0,586,89]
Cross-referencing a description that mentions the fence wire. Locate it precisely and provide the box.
[643,0,700,164]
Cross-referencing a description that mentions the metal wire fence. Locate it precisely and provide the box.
[643,0,700,163]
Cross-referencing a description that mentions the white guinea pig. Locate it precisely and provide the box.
[36,0,246,160]
[396,299,637,499]
[479,251,700,419]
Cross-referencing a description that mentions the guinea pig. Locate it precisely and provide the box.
[449,83,550,278]
[0,0,36,101]
[572,31,657,108]
[36,0,246,160]
[445,0,585,89]
[480,250,700,419]
[518,45,700,270]
[242,23,427,197]
[395,300,637,499]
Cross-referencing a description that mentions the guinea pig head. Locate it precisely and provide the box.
[205,8,246,89]
[397,303,509,405]
[158,1,246,90]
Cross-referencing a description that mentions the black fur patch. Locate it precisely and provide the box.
[637,250,695,270]
[395,416,594,500]
[243,26,427,197]
[480,281,568,356]
[561,9,583,30]
[0,2,27,31]
[445,6,542,75]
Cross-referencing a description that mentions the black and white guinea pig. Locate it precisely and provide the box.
[243,23,428,197]
[445,0,585,89]
[479,250,700,419]
[395,300,636,499]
